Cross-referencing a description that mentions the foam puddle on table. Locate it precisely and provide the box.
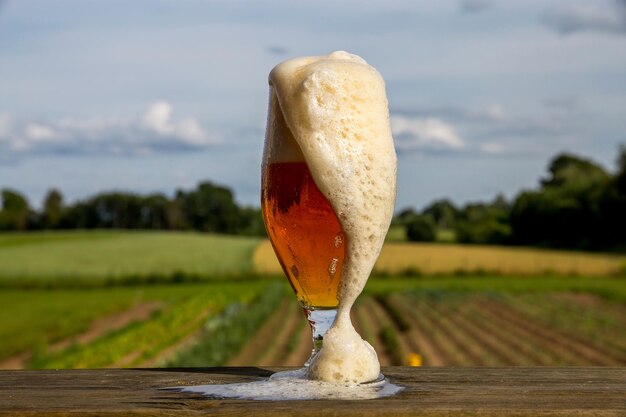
[170,369,403,401]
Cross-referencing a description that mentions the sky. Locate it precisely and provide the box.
[1,0,625,211]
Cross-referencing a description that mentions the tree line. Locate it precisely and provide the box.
[396,145,626,251]
[0,182,266,236]
[2,145,625,251]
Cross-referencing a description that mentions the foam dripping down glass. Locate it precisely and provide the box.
[261,51,397,384]
[166,51,399,400]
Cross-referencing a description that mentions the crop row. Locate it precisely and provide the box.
[3,283,624,369]
[28,282,269,369]
[227,291,626,367]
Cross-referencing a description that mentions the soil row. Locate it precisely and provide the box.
[227,292,626,367]
[14,290,621,369]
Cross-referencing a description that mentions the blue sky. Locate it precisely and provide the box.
[1,0,625,211]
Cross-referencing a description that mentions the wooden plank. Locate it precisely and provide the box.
[0,367,624,416]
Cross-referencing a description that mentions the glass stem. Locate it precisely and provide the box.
[303,308,337,366]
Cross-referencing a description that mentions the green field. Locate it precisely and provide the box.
[0,231,624,369]
[365,275,626,302]
[0,281,280,368]
[1,287,144,359]
[0,231,259,286]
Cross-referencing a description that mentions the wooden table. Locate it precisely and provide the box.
[1,367,624,416]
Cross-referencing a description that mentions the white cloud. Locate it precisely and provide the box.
[142,101,172,134]
[141,101,208,144]
[478,140,548,157]
[391,115,465,153]
[25,123,58,141]
[543,1,626,35]
[393,103,579,159]
[0,102,217,160]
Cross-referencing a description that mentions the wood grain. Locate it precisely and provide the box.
[1,367,624,416]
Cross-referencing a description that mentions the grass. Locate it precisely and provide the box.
[364,275,626,303]
[0,231,260,286]
[0,284,241,362]
[3,274,625,368]
[0,231,119,248]
[28,281,269,369]
[254,239,626,276]
[167,282,287,367]
[2,230,625,369]
[436,228,456,243]
[0,287,137,359]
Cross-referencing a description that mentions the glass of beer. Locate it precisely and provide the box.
[261,86,345,364]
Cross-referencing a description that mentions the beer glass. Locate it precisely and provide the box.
[261,86,345,364]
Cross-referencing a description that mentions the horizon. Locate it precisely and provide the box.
[2,145,625,214]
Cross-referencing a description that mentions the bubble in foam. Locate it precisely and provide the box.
[169,369,402,401]
[306,320,380,384]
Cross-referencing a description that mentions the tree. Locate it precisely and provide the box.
[406,215,437,242]
[239,207,268,236]
[182,182,242,233]
[422,199,458,229]
[510,152,612,249]
[166,191,186,230]
[90,193,143,229]
[42,188,63,229]
[541,153,609,188]
[455,197,511,245]
[141,194,169,229]
[59,201,98,229]
[392,208,418,226]
[616,144,626,196]
[0,189,30,230]
[596,144,626,249]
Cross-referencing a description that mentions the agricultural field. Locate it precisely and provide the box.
[2,275,624,369]
[226,277,626,367]
[0,231,625,370]
[255,240,626,276]
[2,232,624,285]
[0,231,259,286]
[0,281,280,369]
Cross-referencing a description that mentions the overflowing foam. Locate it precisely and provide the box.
[173,369,402,401]
[268,51,397,383]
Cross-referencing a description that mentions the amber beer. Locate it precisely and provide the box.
[261,161,345,309]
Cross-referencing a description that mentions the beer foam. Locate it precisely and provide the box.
[269,51,397,383]
[172,369,402,401]
[306,318,380,384]
[264,89,305,163]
